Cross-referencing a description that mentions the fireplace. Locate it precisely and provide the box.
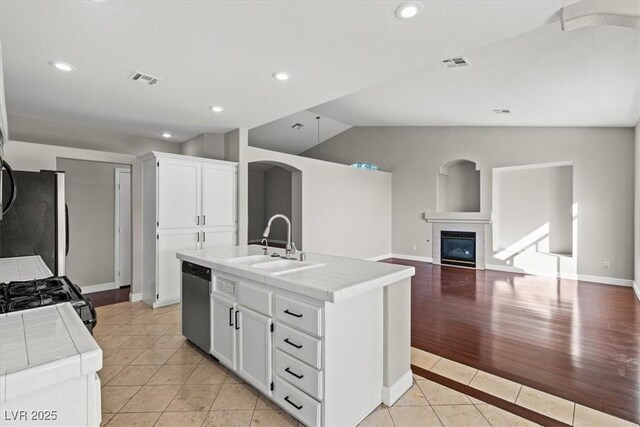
[441,231,476,268]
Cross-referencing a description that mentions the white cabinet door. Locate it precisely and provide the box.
[201,165,236,227]
[158,159,201,228]
[237,306,273,396]
[211,294,237,369]
[201,228,236,249]
[157,231,198,303]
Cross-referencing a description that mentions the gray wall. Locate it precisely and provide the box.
[635,122,639,295]
[180,133,226,160]
[305,126,635,280]
[264,167,293,243]
[248,168,265,242]
[8,114,180,155]
[57,158,131,287]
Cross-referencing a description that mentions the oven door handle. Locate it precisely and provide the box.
[2,160,17,215]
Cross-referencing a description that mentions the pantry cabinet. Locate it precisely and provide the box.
[140,152,237,307]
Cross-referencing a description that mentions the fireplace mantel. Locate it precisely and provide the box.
[423,211,492,224]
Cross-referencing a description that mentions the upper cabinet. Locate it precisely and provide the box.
[158,158,201,228]
[202,163,236,228]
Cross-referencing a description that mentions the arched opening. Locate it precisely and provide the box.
[248,161,303,250]
[436,159,480,212]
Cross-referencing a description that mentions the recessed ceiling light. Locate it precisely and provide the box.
[161,132,172,138]
[210,105,224,113]
[272,71,292,81]
[50,61,76,72]
[395,2,423,19]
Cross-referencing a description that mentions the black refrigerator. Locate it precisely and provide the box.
[0,169,68,275]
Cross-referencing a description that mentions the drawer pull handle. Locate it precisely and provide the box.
[284,338,302,349]
[284,309,303,318]
[229,307,234,327]
[284,396,303,410]
[235,310,240,330]
[285,367,304,379]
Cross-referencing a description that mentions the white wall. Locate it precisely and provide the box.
[264,167,293,243]
[635,121,640,298]
[306,126,635,282]
[180,133,226,159]
[246,147,392,259]
[248,168,265,242]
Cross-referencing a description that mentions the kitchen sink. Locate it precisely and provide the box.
[226,255,276,265]
[251,259,324,275]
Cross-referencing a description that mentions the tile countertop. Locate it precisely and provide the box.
[0,303,102,402]
[177,245,415,303]
[0,255,53,283]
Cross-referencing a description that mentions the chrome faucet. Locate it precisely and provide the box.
[263,214,297,259]
[260,238,269,255]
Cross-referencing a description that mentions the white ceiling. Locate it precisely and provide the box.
[0,1,564,142]
[249,110,351,155]
[312,20,640,127]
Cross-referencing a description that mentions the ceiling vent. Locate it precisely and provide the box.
[442,56,470,68]
[128,71,161,86]
[493,109,511,114]
[291,123,304,129]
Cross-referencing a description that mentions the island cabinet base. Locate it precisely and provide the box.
[207,270,388,427]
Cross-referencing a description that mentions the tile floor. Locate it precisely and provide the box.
[94,301,543,426]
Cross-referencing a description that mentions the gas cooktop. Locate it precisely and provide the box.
[0,276,97,333]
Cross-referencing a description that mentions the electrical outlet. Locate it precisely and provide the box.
[603,261,610,269]
[412,244,417,251]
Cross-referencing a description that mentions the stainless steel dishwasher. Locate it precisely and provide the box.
[181,261,211,352]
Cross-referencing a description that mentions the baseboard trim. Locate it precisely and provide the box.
[391,254,434,263]
[129,292,143,302]
[382,369,413,406]
[633,281,640,301]
[81,282,116,294]
[367,253,394,261]
[486,264,633,287]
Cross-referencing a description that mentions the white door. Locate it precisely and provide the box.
[238,306,273,395]
[201,228,236,249]
[158,159,201,228]
[211,294,237,369]
[157,230,198,303]
[201,165,236,227]
[115,168,132,287]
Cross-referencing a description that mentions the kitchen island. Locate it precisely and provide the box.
[176,245,414,427]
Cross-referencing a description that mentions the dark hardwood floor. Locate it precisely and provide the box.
[385,258,640,424]
[85,286,131,307]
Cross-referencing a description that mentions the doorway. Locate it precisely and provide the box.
[115,168,132,287]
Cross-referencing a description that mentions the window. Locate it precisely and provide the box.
[350,162,378,171]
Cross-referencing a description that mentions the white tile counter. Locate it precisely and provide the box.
[176,245,414,303]
[0,255,53,283]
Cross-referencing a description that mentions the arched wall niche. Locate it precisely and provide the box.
[436,159,481,213]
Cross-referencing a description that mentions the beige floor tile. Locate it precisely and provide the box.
[151,334,187,349]
[515,386,575,425]
[103,412,160,427]
[416,379,472,405]
[147,364,197,385]
[118,336,160,350]
[94,323,121,337]
[256,394,280,410]
[358,406,394,427]
[101,385,141,413]
[573,404,639,427]
[157,312,181,324]
[475,404,538,427]
[469,371,522,403]
[108,365,160,386]
[467,395,485,405]
[167,347,205,365]
[99,314,134,325]
[154,411,208,427]
[211,383,259,410]
[432,404,491,427]
[430,358,478,385]
[413,373,427,381]
[98,365,125,385]
[130,348,178,365]
[128,313,162,325]
[203,410,253,427]
[100,412,114,426]
[411,347,441,371]
[186,362,229,384]
[145,323,175,336]
[120,385,181,413]
[111,324,153,336]
[103,347,147,366]
[96,335,133,349]
[394,383,429,406]
[224,371,245,384]
[251,409,298,426]
[166,384,223,412]
[389,405,443,427]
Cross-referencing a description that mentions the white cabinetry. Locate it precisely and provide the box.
[211,294,237,369]
[141,152,237,307]
[237,307,273,395]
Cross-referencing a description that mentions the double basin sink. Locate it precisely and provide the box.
[226,254,324,276]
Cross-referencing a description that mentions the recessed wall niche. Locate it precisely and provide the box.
[436,159,480,212]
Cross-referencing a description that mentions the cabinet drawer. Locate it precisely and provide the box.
[275,295,322,337]
[276,350,323,400]
[275,376,321,427]
[238,281,272,316]
[275,324,322,369]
